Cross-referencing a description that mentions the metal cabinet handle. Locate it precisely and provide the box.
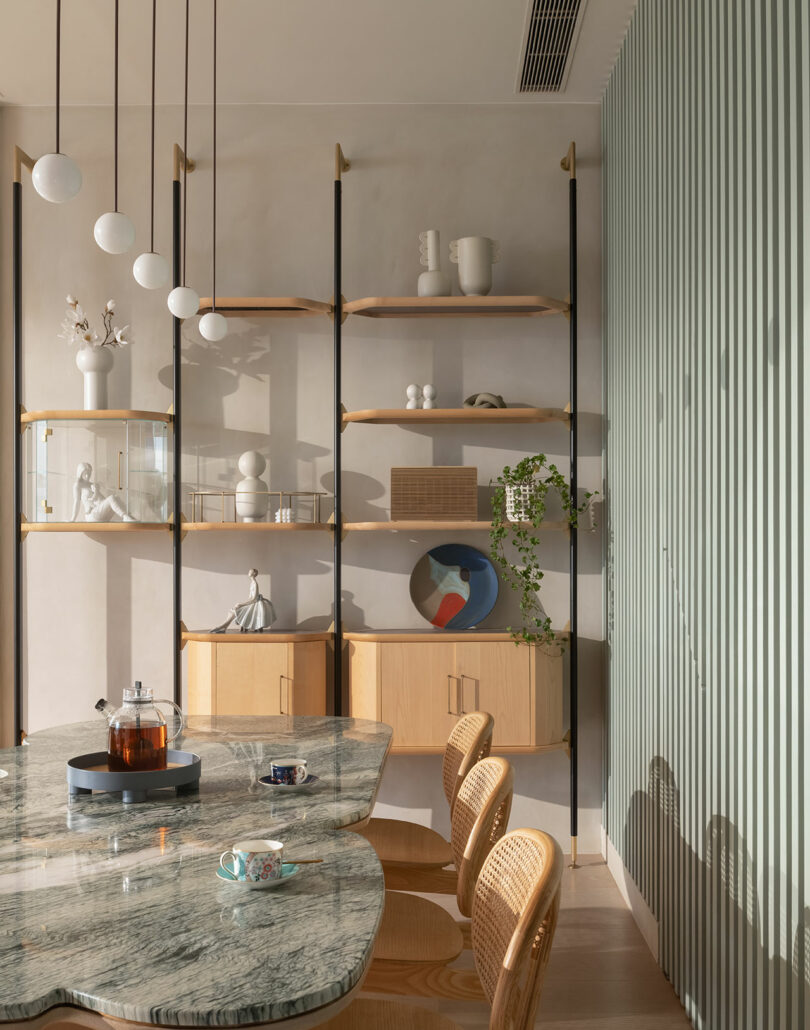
[280,675,292,715]
[459,674,477,714]
[447,674,455,714]
[447,674,462,715]
[117,451,124,490]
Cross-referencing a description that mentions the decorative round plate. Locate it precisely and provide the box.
[216,862,301,890]
[258,774,320,791]
[409,543,498,630]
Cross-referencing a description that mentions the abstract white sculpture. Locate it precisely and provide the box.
[235,451,269,522]
[71,462,135,522]
[406,384,422,410]
[422,384,437,410]
[417,230,451,297]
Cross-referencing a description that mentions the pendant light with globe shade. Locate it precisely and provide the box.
[199,0,227,342]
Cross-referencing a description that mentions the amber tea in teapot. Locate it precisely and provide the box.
[96,682,184,773]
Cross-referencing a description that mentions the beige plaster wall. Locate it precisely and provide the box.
[0,102,603,849]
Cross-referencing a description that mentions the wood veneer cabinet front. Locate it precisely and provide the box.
[346,633,564,753]
[186,636,329,717]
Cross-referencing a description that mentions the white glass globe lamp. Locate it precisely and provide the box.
[133,251,170,290]
[199,311,228,341]
[31,152,82,203]
[167,286,200,319]
[94,211,135,254]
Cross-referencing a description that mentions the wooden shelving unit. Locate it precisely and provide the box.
[184,522,332,533]
[198,297,331,318]
[21,522,170,534]
[343,520,568,533]
[182,630,332,644]
[343,296,569,318]
[20,409,174,425]
[342,407,570,426]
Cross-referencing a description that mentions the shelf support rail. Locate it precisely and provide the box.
[172,144,195,706]
[561,141,578,865]
[11,146,36,745]
[334,144,350,714]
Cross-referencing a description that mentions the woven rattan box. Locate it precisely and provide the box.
[390,466,478,521]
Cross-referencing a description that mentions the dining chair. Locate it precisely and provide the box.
[355,711,494,885]
[320,827,564,1030]
[362,756,513,1000]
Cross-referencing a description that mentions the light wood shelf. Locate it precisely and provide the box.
[184,522,333,533]
[198,297,331,318]
[343,630,570,643]
[182,630,333,644]
[21,522,170,533]
[343,520,568,533]
[20,409,173,424]
[343,296,569,318]
[342,407,569,426]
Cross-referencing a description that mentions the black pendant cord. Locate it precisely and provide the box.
[114,0,119,211]
[55,0,61,152]
[149,0,157,252]
[211,0,217,310]
[182,0,189,286]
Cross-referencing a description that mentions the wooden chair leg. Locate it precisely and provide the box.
[363,959,486,1002]
[383,865,457,894]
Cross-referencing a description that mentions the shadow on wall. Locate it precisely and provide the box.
[624,757,809,1026]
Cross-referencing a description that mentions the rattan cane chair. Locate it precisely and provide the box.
[320,828,564,1030]
[361,757,513,1000]
[354,711,494,883]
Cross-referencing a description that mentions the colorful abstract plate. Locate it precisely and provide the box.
[409,544,498,630]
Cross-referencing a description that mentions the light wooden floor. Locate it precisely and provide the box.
[361,854,692,1029]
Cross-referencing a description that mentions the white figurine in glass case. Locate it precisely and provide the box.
[71,462,136,522]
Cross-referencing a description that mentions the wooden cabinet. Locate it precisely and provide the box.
[185,633,330,717]
[346,632,564,753]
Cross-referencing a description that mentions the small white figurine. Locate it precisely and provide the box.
[275,507,293,523]
[235,450,269,522]
[417,230,451,297]
[71,462,136,522]
[211,568,277,633]
[406,384,422,410]
[422,384,437,410]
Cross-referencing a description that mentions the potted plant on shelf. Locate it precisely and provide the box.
[59,295,132,410]
[490,454,596,650]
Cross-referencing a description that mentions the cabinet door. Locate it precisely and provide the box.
[215,643,288,716]
[380,642,458,748]
[286,641,327,716]
[454,642,533,747]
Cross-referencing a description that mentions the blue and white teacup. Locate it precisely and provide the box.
[268,759,308,785]
[219,839,283,882]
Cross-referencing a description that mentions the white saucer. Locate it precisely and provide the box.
[216,862,301,890]
[258,773,319,792]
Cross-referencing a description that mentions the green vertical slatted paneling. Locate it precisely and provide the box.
[603,1,808,1027]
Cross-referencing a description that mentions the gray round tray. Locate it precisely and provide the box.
[67,750,202,804]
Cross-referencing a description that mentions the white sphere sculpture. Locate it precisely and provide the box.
[422,383,437,410]
[199,311,228,341]
[406,383,422,410]
[94,211,135,254]
[236,450,268,522]
[32,152,82,203]
[167,286,200,319]
[133,251,170,290]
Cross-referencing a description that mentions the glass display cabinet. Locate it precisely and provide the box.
[22,412,171,525]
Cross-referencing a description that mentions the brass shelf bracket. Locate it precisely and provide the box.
[173,143,196,182]
[560,141,576,179]
[13,146,35,185]
[335,143,351,181]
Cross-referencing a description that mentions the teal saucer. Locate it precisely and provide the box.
[216,862,301,890]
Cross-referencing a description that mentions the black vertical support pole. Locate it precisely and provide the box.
[172,175,182,706]
[568,162,578,863]
[333,175,343,715]
[12,178,23,744]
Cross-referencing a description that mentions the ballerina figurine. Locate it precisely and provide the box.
[211,569,277,633]
[71,462,136,523]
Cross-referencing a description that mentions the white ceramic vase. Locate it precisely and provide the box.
[417,230,451,297]
[449,236,500,296]
[75,345,114,410]
[235,451,269,522]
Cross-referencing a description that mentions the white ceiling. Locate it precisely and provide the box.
[0,0,637,107]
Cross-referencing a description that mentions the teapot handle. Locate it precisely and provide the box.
[155,699,185,746]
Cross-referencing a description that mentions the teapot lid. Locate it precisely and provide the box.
[122,681,153,703]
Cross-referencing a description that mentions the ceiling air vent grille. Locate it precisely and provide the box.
[519,0,584,93]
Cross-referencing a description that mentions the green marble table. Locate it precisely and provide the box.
[0,716,392,1028]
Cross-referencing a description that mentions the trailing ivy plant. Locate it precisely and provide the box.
[490,454,596,650]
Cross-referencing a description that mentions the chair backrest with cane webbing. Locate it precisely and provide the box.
[441,711,494,811]
[451,756,514,917]
[471,828,564,1030]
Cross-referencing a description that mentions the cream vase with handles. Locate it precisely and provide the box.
[449,236,500,296]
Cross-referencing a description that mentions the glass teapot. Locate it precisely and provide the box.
[96,682,184,772]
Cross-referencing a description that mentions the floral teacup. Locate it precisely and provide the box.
[219,839,283,882]
[268,759,308,785]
